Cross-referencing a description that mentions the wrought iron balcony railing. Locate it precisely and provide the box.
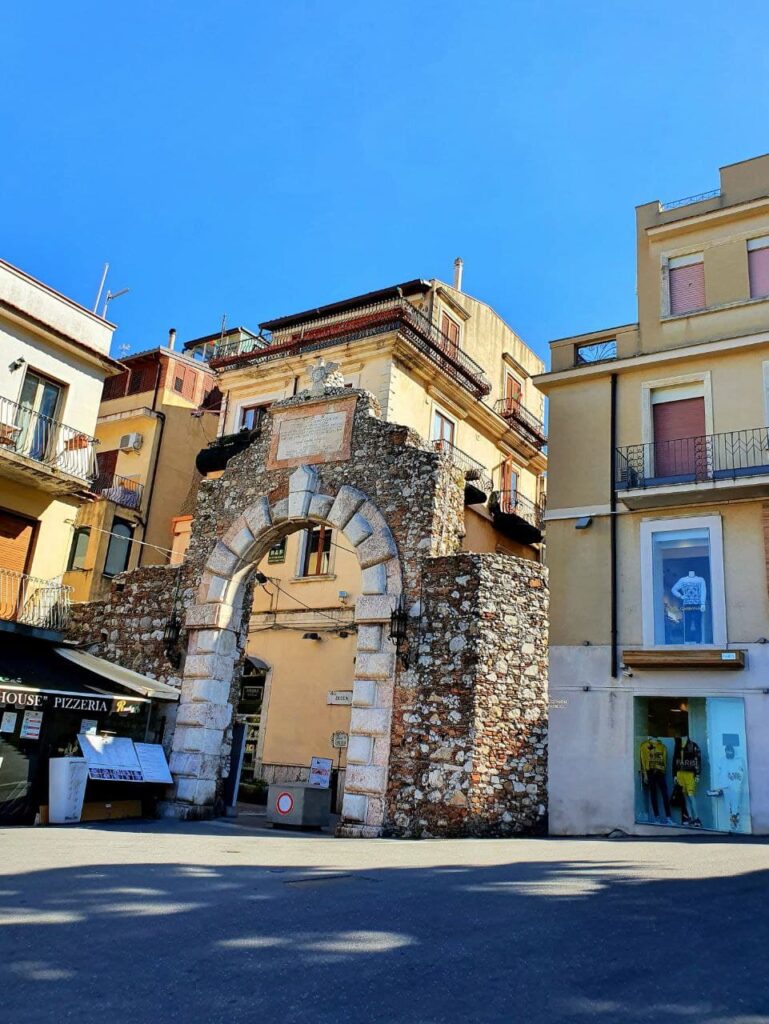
[492,490,546,530]
[616,427,769,489]
[0,568,72,631]
[494,398,547,449]
[211,298,492,400]
[432,439,493,493]
[0,396,97,482]
[92,472,143,509]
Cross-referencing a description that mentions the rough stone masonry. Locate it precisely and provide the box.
[69,383,549,837]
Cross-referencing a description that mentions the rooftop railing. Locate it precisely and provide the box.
[494,490,545,530]
[0,396,97,482]
[0,568,72,631]
[659,189,720,212]
[92,472,143,509]
[211,298,492,400]
[494,397,547,449]
[432,438,493,493]
[616,427,769,489]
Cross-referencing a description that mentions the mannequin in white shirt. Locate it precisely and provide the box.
[672,570,707,643]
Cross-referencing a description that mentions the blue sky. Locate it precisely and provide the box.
[4,2,769,364]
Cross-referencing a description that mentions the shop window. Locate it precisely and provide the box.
[641,516,725,647]
[634,696,751,834]
[267,538,287,564]
[299,526,332,577]
[67,527,91,571]
[103,519,133,577]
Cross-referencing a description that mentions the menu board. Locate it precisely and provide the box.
[78,734,143,782]
[309,756,333,789]
[134,743,173,784]
[20,710,43,740]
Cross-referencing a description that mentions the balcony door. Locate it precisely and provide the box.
[0,510,36,621]
[15,371,63,464]
[504,373,522,417]
[651,386,706,481]
[500,459,518,514]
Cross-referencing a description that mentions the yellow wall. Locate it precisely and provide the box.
[0,477,80,581]
[462,506,536,559]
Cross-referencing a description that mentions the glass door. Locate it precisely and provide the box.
[706,697,751,835]
[15,372,63,464]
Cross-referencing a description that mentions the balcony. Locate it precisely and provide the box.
[0,396,97,495]
[210,298,492,401]
[489,490,545,545]
[433,439,493,504]
[494,398,547,449]
[0,568,72,634]
[616,427,769,509]
[92,472,143,510]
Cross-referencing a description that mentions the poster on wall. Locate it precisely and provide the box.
[20,710,43,740]
[0,712,17,734]
[78,734,143,782]
[134,743,173,784]
[80,719,98,735]
[309,756,333,789]
[49,757,89,824]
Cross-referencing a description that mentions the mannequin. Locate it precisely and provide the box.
[640,737,674,825]
[672,570,707,644]
[709,742,747,832]
[673,734,702,826]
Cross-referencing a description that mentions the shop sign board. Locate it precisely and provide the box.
[134,743,173,784]
[78,734,143,782]
[0,686,146,715]
[20,710,43,740]
[331,731,348,749]
[308,756,333,789]
[327,690,353,705]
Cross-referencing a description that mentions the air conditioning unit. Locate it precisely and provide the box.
[118,432,143,452]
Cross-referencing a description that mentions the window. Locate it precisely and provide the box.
[299,526,332,577]
[240,404,267,431]
[748,236,769,299]
[440,312,460,356]
[499,459,518,514]
[651,383,706,478]
[432,409,455,448]
[267,538,287,564]
[503,373,523,415]
[668,253,705,315]
[575,339,617,365]
[634,696,751,834]
[67,528,91,571]
[103,519,134,577]
[174,375,184,393]
[640,516,725,647]
[15,371,64,463]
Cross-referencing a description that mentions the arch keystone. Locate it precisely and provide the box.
[288,465,320,519]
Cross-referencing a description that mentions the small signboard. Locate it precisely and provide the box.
[20,710,43,740]
[308,756,333,789]
[134,743,173,784]
[331,731,348,749]
[0,711,17,734]
[49,757,89,824]
[78,734,143,782]
[327,690,353,706]
[80,719,98,735]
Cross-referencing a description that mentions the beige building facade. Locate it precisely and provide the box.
[188,273,547,795]
[537,155,769,836]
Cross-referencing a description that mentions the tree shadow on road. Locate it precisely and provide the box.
[1,825,768,1024]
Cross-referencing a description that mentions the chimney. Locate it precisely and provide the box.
[168,328,177,351]
[453,257,464,292]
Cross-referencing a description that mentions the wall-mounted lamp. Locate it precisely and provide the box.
[302,632,321,641]
[163,615,181,646]
[575,516,593,530]
[9,357,26,373]
[254,571,269,585]
[389,599,409,668]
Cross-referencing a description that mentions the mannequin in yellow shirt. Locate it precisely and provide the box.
[640,737,674,824]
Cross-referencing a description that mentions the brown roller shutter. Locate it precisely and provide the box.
[0,511,36,620]
[653,397,706,477]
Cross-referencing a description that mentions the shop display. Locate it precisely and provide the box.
[671,570,707,644]
[651,528,713,645]
[634,696,751,834]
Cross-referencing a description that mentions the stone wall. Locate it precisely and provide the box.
[387,552,548,837]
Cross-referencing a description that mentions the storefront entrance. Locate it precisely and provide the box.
[634,695,751,834]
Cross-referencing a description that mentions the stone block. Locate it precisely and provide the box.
[357,530,398,569]
[360,563,386,595]
[352,678,377,707]
[356,650,395,680]
[203,573,228,604]
[350,706,391,736]
[175,702,232,730]
[182,678,231,704]
[243,497,272,539]
[183,653,234,681]
[346,734,373,764]
[365,796,386,827]
[226,523,256,561]
[205,541,241,578]
[287,465,319,520]
[327,485,367,529]
[356,624,382,651]
[176,726,225,755]
[355,593,399,623]
[342,793,368,822]
[308,493,334,521]
[169,751,204,777]
[343,513,373,547]
[345,764,387,794]
[270,498,289,524]
[185,603,235,631]
[188,628,237,656]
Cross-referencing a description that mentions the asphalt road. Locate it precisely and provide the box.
[1,820,768,1024]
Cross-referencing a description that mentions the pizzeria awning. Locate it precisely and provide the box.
[55,647,180,702]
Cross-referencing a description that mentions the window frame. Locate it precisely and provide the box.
[240,403,268,432]
[639,514,726,648]
[67,527,91,571]
[431,407,456,448]
[641,372,713,448]
[440,311,461,355]
[103,518,134,578]
[747,235,769,299]
[664,251,706,317]
[296,525,334,578]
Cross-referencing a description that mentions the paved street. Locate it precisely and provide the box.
[1,821,768,1024]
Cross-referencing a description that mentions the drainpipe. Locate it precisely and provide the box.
[610,372,618,678]
[138,355,167,567]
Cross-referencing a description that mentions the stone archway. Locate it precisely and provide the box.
[170,463,402,837]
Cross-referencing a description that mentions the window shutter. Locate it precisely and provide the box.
[748,246,769,299]
[669,256,705,315]
[652,397,706,478]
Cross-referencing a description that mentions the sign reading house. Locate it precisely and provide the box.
[0,685,145,715]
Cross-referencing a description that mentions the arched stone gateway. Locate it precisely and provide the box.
[172,464,405,836]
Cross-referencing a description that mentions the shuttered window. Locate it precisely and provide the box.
[651,384,706,479]
[668,254,705,315]
[441,312,460,356]
[748,237,769,299]
[0,511,35,575]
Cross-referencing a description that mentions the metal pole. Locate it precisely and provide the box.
[93,263,109,313]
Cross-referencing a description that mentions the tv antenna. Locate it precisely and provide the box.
[93,263,130,319]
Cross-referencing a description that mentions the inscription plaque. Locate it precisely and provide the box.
[267,396,357,470]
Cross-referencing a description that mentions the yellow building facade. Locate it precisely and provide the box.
[191,274,547,796]
[537,155,769,837]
